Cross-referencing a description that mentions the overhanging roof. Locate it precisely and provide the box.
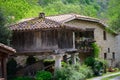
[9,13,117,35]
[0,43,16,54]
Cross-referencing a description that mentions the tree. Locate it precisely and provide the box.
[0,9,11,45]
[107,0,120,32]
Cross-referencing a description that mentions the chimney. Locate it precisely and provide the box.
[39,12,45,19]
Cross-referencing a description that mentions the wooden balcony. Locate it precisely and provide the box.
[75,38,95,53]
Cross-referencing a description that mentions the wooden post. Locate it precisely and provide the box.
[54,54,62,69]
[1,57,6,80]
[71,53,76,64]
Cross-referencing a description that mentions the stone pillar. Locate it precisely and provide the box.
[55,54,62,69]
[73,32,75,49]
[71,53,76,64]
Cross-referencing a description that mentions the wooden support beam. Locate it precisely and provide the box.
[1,58,7,80]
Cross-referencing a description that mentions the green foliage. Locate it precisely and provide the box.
[84,57,95,67]
[35,71,52,80]
[106,0,120,32]
[13,76,32,80]
[43,59,55,66]
[84,57,107,76]
[91,43,100,58]
[0,0,42,22]
[0,9,11,45]
[7,58,17,75]
[7,58,17,80]
[0,0,102,24]
[0,0,119,32]
[61,61,67,67]
[54,63,93,80]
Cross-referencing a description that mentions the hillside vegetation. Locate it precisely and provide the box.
[0,0,119,32]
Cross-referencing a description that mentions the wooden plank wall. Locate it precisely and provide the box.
[11,30,73,53]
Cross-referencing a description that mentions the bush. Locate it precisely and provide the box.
[43,59,55,66]
[7,58,17,80]
[54,63,93,80]
[84,57,107,76]
[13,77,32,80]
[26,56,36,66]
[91,43,100,58]
[35,71,52,80]
[84,57,95,67]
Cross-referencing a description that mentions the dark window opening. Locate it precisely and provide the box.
[103,31,107,40]
[104,53,107,59]
[108,48,110,53]
[112,52,115,59]
[84,28,95,39]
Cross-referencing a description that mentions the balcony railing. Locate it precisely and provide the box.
[75,38,95,53]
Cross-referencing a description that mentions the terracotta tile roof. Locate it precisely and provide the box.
[0,43,16,53]
[9,18,61,31]
[47,13,108,28]
[46,13,100,23]
[9,13,107,31]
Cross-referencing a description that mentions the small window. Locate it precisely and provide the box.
[112,52,115,59]
[104,53,107,59]
[103,31,107,40]
[108,48,110,53]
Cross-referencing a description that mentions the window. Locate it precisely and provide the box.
[103,31,107,40]
[104,53,107,59]
[112,52,115,59]
[108,48,110,53]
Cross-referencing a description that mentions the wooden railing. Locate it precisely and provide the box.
[75,38,95,52]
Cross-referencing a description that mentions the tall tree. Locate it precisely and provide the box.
[0,9,11,45]
[107,0,120,32]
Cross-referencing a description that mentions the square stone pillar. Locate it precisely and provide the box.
[71,53,76,64]
[54,54,63,69]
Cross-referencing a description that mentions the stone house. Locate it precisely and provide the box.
[116,34,120,67]
[0,43,15,80]
[9,13,118,70]
[47,14,118,67]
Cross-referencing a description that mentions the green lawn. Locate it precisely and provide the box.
[87,72,120,80]
[102,74,120,80]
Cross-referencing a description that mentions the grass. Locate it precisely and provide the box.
[102,74,120,80]
[87,71,120,80]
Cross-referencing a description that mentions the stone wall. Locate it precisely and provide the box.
[66,20,117,67]
[115,34,120,67]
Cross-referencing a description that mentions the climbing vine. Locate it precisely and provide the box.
[91,43,100,58]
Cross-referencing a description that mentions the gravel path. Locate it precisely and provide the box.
[91,72,120,80]
[110,76,120,80]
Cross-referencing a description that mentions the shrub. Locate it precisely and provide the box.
[84,57,107,76]
[54,63,93,80]
[61,61,67,67]
[13,76,32,80]
[91,43,100,58]
[84,56,95,67]
[73,63,93,78]
[43,59,55,66]
[35,71,52,80]
[26,56,36,66]
[7,58,17,80]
